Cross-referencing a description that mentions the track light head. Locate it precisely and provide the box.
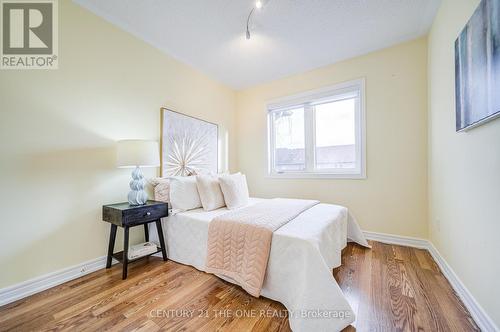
[246,1,268,40]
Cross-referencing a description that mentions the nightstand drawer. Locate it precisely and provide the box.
[122,204,168,225]
[102,201,168,227]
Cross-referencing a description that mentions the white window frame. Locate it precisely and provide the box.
[266,78,366,179]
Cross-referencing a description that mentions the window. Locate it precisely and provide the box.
[267,79,365,178]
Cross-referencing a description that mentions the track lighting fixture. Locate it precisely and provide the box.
[246,0,265,39]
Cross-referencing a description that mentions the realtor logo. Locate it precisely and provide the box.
[1,0,58,69]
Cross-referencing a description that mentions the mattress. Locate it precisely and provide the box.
[148,197,369,332]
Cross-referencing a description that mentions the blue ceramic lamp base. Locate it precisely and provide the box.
[128,166,148,205]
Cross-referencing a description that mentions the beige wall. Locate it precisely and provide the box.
[0,1,236,288]
[236,38,428,238]
[428,0,500,326]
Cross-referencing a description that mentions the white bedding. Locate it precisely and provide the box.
[149,198,370,332]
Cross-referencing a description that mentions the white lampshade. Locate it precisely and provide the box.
[116,140,160,168]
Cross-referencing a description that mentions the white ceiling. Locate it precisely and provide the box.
[74,0,441,90]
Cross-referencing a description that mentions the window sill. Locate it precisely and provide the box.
[266,172,366,179]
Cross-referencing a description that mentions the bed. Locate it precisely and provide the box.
[149,197,370,332]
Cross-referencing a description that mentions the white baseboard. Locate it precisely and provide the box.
[0,256,114,307]
[1,233,498,331]
[363,231,429,249]
[363,230,498,332]
[426,243,499,332]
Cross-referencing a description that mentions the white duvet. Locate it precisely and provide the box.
[149,198,370,332]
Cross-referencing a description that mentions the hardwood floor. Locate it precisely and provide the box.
[334,241,478,332]
[0,241,479,332]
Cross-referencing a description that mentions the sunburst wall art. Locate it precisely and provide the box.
[160,108,218,177]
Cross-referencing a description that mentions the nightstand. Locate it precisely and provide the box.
[102,200,168,279]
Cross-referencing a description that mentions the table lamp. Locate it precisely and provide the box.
[116,140,160,205]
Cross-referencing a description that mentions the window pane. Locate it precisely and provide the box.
[273,107,305,171]
[315,99,356,169]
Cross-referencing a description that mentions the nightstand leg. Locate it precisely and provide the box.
[155,219,168,261]
[106,224,117,268]
[122,226,129,279]
[144,224,149,242]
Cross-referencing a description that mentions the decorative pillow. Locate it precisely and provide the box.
[219,173,249,209]
[196,174,226,211]
[149,177,170,203]
[169,176,202,211]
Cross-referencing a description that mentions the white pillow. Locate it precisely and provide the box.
[169,176,202,211]
[219,173,249,209]
[196,175,226,211]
